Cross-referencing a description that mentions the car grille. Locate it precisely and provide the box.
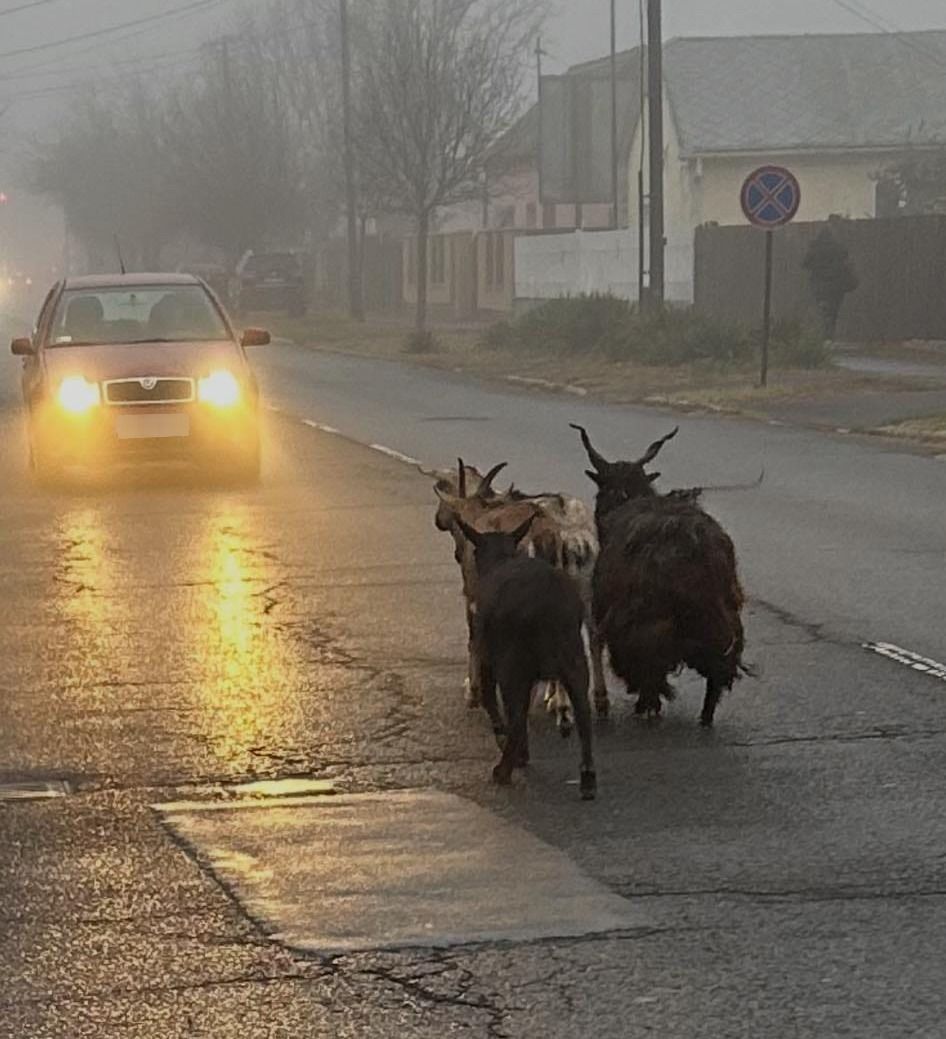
[105,378,195,405]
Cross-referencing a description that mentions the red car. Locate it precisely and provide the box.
[10,273,269,483]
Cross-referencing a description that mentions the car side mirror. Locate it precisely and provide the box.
[241,328,271,347]
[11,337,34,356]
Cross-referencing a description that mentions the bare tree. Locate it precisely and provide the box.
[355,0,543,336]
[30,82,177,271]
[160,33,304,263]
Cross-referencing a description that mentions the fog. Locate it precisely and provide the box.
[2,0,946,292]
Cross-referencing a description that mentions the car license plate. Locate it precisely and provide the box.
[115,413,190,440]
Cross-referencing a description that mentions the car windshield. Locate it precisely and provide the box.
[48,285,230,347]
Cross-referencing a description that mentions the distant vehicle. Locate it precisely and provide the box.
[178,262,234,306]
[236,251,307,317]
[10,273,269,484]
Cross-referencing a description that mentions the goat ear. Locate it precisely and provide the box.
[638,427,679,466]
[585,469,605,487]
[648,471,661,483]
[455,516,484,548]
[434,487,464,512]
[511,512,538,545]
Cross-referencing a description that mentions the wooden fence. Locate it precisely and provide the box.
[694,215,946,342]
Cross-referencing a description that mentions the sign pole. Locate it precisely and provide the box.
[760,229,774,388]
[740,164,800,389]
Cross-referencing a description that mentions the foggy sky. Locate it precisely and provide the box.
[3,0,946,263]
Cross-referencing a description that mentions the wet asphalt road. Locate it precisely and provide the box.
[2,342,945,1038]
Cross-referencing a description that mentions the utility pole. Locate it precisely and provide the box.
[339,0,364,320]
[646,0,665,309]
[535,36,545,224]
[610,0,619,229]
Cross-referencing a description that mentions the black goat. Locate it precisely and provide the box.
[572,423,746,727]
[452,511,597,800]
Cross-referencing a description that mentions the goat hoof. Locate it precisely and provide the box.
[595,699,610,719]
[558,713,573,740]
[492,764,513,786]
[579,769,597,801]
[700,715,715,729]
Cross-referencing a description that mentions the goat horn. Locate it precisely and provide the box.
[417,464,440,479]
[457,458,467,499]
[477,462,509,497]
[570,423,610,472]
[638,427,679,466]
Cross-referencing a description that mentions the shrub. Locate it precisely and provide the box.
[766,319,829,369]
[403,330,440,354]
[481,295,772,368]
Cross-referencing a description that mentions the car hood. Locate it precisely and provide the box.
[44,340,245,382]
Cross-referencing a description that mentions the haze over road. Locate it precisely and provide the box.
[1,342,944,1038]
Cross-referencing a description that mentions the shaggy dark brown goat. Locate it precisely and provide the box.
[452,513,597,800]
[572,423,747,727]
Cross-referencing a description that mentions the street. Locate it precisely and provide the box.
[2,341,946,1038]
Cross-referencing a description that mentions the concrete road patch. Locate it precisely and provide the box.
[156,789,644,954]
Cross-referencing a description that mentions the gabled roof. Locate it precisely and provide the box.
[664,31,946,156]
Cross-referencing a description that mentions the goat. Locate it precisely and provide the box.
[450,511,597,800]
[426,460,609,728]
[572,423,746,727]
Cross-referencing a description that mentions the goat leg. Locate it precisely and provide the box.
[700,678,723,728]
[465,608,481,708]
[545,681,574,739]
[587,619,610,719]
[493,688,528,785]
[478,661,505,745]
[564,660,596,801]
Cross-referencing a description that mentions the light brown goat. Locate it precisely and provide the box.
[425,459,610,731]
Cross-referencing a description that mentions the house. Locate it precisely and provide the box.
[447,29,946,236]
[406,29,946,313]
[627,31,946,234]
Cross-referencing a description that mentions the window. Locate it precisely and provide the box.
[526,203,537,229]
[430,236,446,285]
[542,203,556,229]
[494,235,505,288]
[48,285,229,347]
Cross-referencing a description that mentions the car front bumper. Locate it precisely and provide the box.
[32,399,259,468]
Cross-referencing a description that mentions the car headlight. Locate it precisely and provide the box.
[198,370,241,407]
[58,376,101,414]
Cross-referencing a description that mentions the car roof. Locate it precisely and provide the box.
[62,273,203,290]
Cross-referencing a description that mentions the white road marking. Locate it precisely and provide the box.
[297,418,424,468]
[370,443,422,466]
[864,642,946,683]
[302,419,339,434]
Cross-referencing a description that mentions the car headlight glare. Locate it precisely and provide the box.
[198,370,241,407]
[58,376,100,414]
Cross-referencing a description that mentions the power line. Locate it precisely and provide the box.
[0,0,226,62]
[825,0,946,72]
[0,0,69,18]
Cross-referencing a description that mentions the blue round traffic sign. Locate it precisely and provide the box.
[740,165,801,228]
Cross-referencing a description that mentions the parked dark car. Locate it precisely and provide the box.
[236,252,307,317]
